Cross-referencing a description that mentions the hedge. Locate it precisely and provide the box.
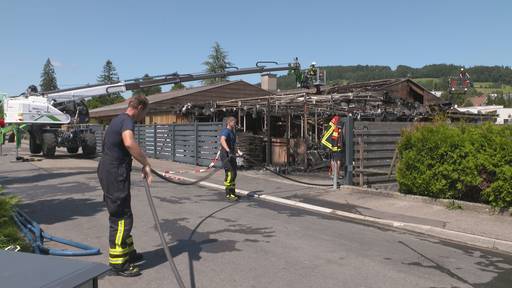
[397,122,512,209]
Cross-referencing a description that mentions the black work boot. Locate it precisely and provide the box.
[127,251,145,265]
[110,263,141,277]
[227,188,240,201]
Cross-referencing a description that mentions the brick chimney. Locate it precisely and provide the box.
[261,73,277,92]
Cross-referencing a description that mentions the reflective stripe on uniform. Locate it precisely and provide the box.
[109,219,129,265]
[224,171,233,187]
[109,246,133,255]
[109,256,129,264]
[321,123,336,150]
[115,219,125,248]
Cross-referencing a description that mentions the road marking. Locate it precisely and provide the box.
[153,169,512,254]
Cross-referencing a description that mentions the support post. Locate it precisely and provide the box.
[266,97,271,167]
[153,124,157,159]
[358,136,364,186]
[333,160,338,189]
[303,94,308,169]
[287,113,291,139]
[314,107,318,144]
[238,107,241,127]
[300,116,303,138]
[171,124,176,162]
[194,121,198,166]
[344,115,354,185]
[243,113,246,132]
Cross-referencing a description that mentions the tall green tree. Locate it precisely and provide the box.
[202,42,233,85]
[87,60,125,109]
[171,82,186,91]
[132,74,162,97]
[40,58,58,92]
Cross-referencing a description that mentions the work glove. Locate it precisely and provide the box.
[236,149,244,157]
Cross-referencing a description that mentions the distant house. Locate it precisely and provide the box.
[89,81,272,124]
[467,95,487,107]
[458,105,512,124]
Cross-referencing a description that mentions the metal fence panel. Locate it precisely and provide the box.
[89,122,223,166]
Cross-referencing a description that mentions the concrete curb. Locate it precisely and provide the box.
[155,170,512,255]
[241,170,511,216]
[341,186,511,215]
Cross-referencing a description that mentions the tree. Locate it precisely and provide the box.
[132,74,162,97]
[40,58,58,92]
[171,83,186,91]
[87,60,125,109]
[202,42,233,85]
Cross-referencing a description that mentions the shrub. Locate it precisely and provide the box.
[0,187,26,250]
[397,122,512,209]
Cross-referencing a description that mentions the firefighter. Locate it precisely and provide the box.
[321,116,343,178]
[459,68,470,80]
[459,68,472,90]
[307,62,318,78]
[97,95,152,277]
[219,116,243,201]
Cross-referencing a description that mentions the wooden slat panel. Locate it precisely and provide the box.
[356,137,401,144]
[354,130,403,136]
[364,175,397,184]
[355,144,397,151]
[360,151,396,160]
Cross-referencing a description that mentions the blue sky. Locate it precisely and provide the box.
[1,0,510,95]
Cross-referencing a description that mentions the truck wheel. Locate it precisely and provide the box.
[66,146,79,154]
[8,132,15,143]
[29,135,42,154]
[81,133,97,157]
[42,132,57,157]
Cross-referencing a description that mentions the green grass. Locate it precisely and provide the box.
[473,82,512,94]
[412,78,444,90]
[413,77,440,82]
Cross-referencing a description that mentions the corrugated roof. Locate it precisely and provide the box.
[90,81,240,113]
[90,80,270,117]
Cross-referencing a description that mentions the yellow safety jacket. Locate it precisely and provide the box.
[321,116,342,152]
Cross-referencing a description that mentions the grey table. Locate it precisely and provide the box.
[0,250,109,288]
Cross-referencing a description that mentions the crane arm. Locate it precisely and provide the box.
[4,58,302,124]
[44,59,300,103]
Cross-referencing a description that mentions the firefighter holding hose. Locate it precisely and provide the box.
[321,116,344,179]
[219,116,243,201]
[97,95,151,277]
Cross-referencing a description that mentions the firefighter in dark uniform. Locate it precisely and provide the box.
[219,116,243,201]
[97,95,152,277]
[321,116,343,178]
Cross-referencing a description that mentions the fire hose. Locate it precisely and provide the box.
[143,177,186,288]
[12,208,101,256]
[241,155,333,187]
[151,154,333,187]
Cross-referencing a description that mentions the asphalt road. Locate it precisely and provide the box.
[1,145,511,288]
